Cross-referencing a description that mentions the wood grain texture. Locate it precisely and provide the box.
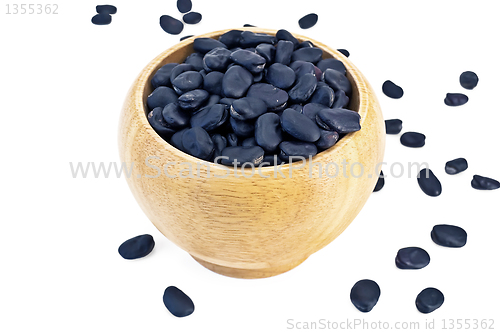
[118,28,385,278]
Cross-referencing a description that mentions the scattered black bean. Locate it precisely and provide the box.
[275,40,294,65]
[400,132,425,148]
[415,288,444,314]
[431,224,467,248]
[230,49,266,74]
[279,141,317,162]
[222,65,254,98]
[316,108,361,134]
[323,69,352,96]
[276,29,299,49]
[163,286,195,317]
[291,47,323,64]
[332,90,350,109]
[310,82,334,107]
[316,58,346,76]
[288,74,317,103]
[162,103,190,129]
[395,247,430,269]
[316,130,339,150]
[147,86,178,110]
[182,127,214,160]
[373,170,385,192]
[445,158,468,175]
[471,175,500,190]
[193,38,227,54]
[177,89,210,111]
[417,168,442,197]
[444,93,468,106]
[219,146,264,166]
[337,49,349,57]
[230,97,267,120]
[350,279,380,313]
[91,14,112,25]
[280,109,320,142]
[385,119,403,134]
[247,83,288,111]
[118,234,155,259]
[459,71,478,90]
[190,104,228,132]
[172,71,203,94]
[218,30,242,48]
[96,5,117,15]
[151,63,178,88]
[176,0,192,13]
[298,13,318,29]
[265,63,296,90]
[382,80,404,99]
[180,35,194,41]
[160,15,184,35]
[183,12,202,25]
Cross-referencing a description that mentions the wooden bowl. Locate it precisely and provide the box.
[118,28,385,278]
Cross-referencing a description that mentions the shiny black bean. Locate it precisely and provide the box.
[147,107,176,138]
[203,71,224,95]
[229,117,255,137]
[211,133,227,160]
[171,71,203,94]
[176,0,192,13]
[193,38,227,54]
[239,31,277,48]
[431,224,467,248]
[373,170,385,192]
[302,103,328,121]
[218,30,242,48]
[385,119,403,134]
[332,89,350,108]
[170,64,194,83]
[471,175,500,190]
[230,97,267,120]
[147,86,178,110]
[182,127,214,160]
[395,247,430,269]
[151,63,178,88]
[230,49,266,74]
[299,41,314,48]
[280,109,320,142]
[400,132,426,148]
[417,168,442,197]
[219,97,235,106]
[444,93,468,106]
[255,43,276,64]
[337,49,349,57]
[163,286,195,318]
[276,29,299,49]
[160,15,183,35]
[190,104,228,132]
[350,279,380,313]
[226,133,238,147]
[265,63,296,90]
[382,80,404,99]
[459,71,478,90]
[182,52,203,71]
[180,35,194,41]
[298,13,318,29]
[316,108,361,133]
[323,69,352,96]
[242,137,257,147]
[96,5,117,14]
[275,40,294,65]
[445,158,468,175]
[222,65,253,98]
[279,141,317,162]
[170,128,188,152]
[288,74,317,103]
[415,288,444,314]
[310,82,334,107]
[247,83,289,111]
[162,103,190,129]
[203,47,232,72]
[183,12,202,24]
[316,130,339,150]
[316,58,346,76]
[255,113,282,153]
[177,89,209,111]
[118,234,154,260]
[289,104,303,113]
[219,146,264,166]
[291,47,323,64]
[290,61,316,80]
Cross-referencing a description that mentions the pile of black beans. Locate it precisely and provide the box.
[147,29,360,167]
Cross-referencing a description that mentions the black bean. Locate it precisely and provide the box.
[151,63,178,88]
[415,288,444,314]
[199,69,207,78]
[148,108,176,139]
[291,47,323,64]
[373,170,385,192]
[314,66,322,81]
[170,128,188,152]
[96,5,117,14]
[219,97,235,106]
[247,83,289,111]
[299,41,314,48]
[289,104,303,113]
[279,141,317,162]
[298,13,318,29]
[163,286,195,317]
[222,65,254,98]
[219,146,264,166]
[332,90,350,109]
[382,80,404,99]
[190,104,228,132]
[243,24,255,27]
[316,130,339,150]
[323,69,352,96]
[229,117,255,138]
[183,52,204,71]
[302,103,328,121]
[242,137,257,147]
[444,93,468,106]
[211,133,227,160]
[147,86,178,110]
[350,279,380,313]
[261,155,280,166]
[218,30,242,48]
[160,15,184,35]
[253,72,263,83]
[91,14,112,25]
[459,71,478,90]
[275,40,294,65]
[204,94,221,107]
[230,97,267,120]
[290,61,316,80]
[176,0,192,13]
[395,247,430,269]
[193,38,228,54]
[182,127,214,160]
[230,49,266,74]
[316,108,361,134]
[471,175,500,190]
[203,71,224,95]
[183,12,202,25]
[162,103,190,129]
[177,89,209,111]
[275,29,299,49]
[255,113,283,153]
[310,82,334,107]
[255,43,276,64]
[118,234,154,259]
[316,58,346,76]
[288,74,317,103]
[172,71,203,94]
[400,132,425,148]
[239,31,276,48]
[226,133,238,147]
[385,119,403,134]
[180,35,194,41]
[431,224,467,248]
[280,109,320,142]
[337,49,350,57]
[170,64,194,83]
[202,47,232,72]
[417,168,442,197]
[445,158,468,175]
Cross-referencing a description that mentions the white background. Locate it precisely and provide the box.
[1,0,499,331]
